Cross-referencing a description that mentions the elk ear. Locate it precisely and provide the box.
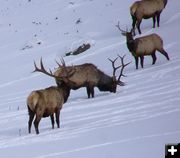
[121,32,126,36]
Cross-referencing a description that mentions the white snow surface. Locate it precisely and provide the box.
[0,0,180,157]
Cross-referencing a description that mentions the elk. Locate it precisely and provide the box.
[54,56,130,98]
[27,59,72,134]
[116,23,169,69]
[130,0,168,35]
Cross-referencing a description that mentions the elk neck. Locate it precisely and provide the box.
[97,73,115,92]
[58,83,71,103]
[126,35,136,56]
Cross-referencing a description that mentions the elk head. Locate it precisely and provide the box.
[108,55,131,93]
[116,22,135,53]
[116,21,134,40]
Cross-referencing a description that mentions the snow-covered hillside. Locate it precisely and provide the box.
[0,0,180,157]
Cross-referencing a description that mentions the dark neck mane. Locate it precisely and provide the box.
[97,71,113,91]
[127,39,135,53]
[59,83,71,103]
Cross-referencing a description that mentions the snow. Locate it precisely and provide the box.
[0,0,180,157]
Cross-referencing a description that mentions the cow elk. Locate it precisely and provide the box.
[130,0,168,35]
[27,59,72,134]
[54,56,130,98]
[116,23,169,69]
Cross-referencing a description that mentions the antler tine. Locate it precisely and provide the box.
[33,58,43,73]
[117,54,131,84]
[108,57,122,77]
[108,57,118,63]
[40,58,46,71]
[55,57,66,68]
[60,57,66,66]
[55,59,62,67]
[33,60,38,73]
[116,21,126,33]
[49,68,53,75]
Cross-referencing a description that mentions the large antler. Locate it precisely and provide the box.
[33,58,58,78]
[117,55,131,86]
[109,55,131,86]
[33,58,78,89]
[33,58,75,83]
[116,21,135,36]
[116,21,127,34]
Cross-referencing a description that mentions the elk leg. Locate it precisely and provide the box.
[159,49,170,60]
[89,83,95,98]
[90,87,94,98]
[34,111,42,134]
[28,109,35,134]
[157,12,161,27]
[132,15,136,29]
[136,20,142,34]
[86,87,91,98]
[132,15,136,35]
[50,114,55,129]
[151,53,157,65]
[86,83,95,98]
[152,16,156,28]
[135,57,139,69]
[55,110,60,128]
[140,56,144,68]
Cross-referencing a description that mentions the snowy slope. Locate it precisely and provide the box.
[0,0,180,157]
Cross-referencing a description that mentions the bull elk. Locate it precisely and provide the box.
[27,60,72,134]
[54,56,130,98]
[130,0,168,35]
[116,23,169,69]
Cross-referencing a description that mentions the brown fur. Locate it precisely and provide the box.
[130,0,168,34]
[54,63,117,98]
[54,59,129,98]
[122,31,169,69]
[27,84,70,134]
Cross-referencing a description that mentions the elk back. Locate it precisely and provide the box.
[134,34,163,55]
[54,63,102,88]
